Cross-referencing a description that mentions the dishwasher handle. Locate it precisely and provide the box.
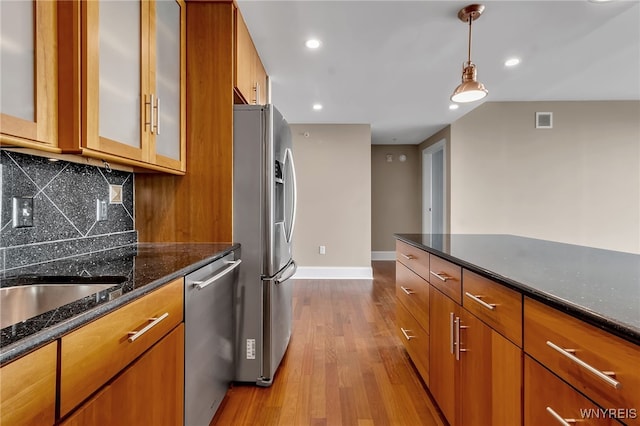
[193,260,242,290]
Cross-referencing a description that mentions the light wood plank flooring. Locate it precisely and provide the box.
[210,261,445,426]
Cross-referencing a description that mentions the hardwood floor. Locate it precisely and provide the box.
[210,261,446,426]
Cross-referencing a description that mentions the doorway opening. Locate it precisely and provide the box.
[422,139,447,234]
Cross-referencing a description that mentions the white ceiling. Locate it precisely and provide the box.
[236,0,640,145]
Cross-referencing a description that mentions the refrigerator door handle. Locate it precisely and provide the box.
[284,148,297,243]
[274,259,297,285]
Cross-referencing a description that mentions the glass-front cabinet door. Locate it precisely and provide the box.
[150,0,185,171]
[82,0,185,173]
[0,0,57,147]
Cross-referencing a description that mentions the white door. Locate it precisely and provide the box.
[422,139,447,234]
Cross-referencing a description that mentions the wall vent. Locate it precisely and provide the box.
[536,112,553,129]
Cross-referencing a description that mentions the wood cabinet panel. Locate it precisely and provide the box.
[396,261,430,332]
[459,308,522,426]
[396,240,430,281]
[0,342,57,426]
[396,297,430,385]
[429,255,462,305]
[61,324,184,426]
[524,297,639,425]
[462,270,523,347]
[525,355,621,426]
[60,278,184,416]
[429,286,460,426]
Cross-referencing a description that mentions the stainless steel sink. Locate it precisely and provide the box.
[1,277,125,329]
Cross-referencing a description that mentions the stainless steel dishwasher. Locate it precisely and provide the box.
[184,250,241,426]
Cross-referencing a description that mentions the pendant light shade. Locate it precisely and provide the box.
[451,4,488,103]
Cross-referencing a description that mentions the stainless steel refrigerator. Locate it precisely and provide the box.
[233,104,297,386]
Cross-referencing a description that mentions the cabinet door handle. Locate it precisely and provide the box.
[400,253,414,260]
[400,327,415,341]
[127,312,169,342]
[545,341,621,389]
[430,271,450,282]
[144,94,154,132]
[254,82,260,105]
[465,292,496,311]
[154,96,160,135]
[400,286,414,295]
[449,312,455,354]
[545,407,576,425]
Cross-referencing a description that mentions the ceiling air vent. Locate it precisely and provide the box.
[535,112,553,129]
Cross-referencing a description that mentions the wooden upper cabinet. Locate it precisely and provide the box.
[234,8,267,105]
[0,0,58,149]
[81,0,185,173]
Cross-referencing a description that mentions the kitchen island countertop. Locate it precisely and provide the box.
[0,242,239,365]
[395,234,640,345]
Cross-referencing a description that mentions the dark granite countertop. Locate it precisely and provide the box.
[395,234,640,345]
[0,242,239,365]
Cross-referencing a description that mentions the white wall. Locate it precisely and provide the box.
[450,101,640,254]
[290,124,372,278]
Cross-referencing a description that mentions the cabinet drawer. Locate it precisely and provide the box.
[524,297,640,424]
[397,299,429,385]
[396,261,429,332]
[462,270,523,347]
[525,355,622,426]
[1,341,57,426]
[60,278,184,416]
[396,240,430,280]
[429,254,462,304]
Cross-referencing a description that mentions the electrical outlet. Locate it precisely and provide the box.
[96,199,108,221]
[12,197,34,228]
[319,245,326,255]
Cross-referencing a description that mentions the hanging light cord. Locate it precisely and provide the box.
[467,14,473,66]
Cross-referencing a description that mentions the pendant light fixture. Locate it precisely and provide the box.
[450,4,488,103]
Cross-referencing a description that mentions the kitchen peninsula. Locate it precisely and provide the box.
[395,233,639,426]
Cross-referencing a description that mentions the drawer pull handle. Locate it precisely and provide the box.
[465,292,496,311]
[430,271,450,282]
[128,312,169,343]
[400,286,415,295]
[400,253,414,260]
[545,341,622,390]
[545,407,576,425]
[401,327,415,341]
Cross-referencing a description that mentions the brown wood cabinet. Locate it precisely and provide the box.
[80,0,186,173]
[234,9,267,105]
[0,342,57,426]
[429,286,461,426]
[0,0,58,150]
[524,297,640,425]
[429,254,462,305]
[459,307,522,426]
[60,278,184,416]
[61,324,185,426]
[524,355,621,426]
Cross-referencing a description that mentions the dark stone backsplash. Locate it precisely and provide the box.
[0,150,137,272]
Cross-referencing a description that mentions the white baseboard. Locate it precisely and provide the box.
[371,251,395,261]
[292,266,373,280]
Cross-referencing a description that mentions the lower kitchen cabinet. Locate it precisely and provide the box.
[524,355,620,426]
[0,341,57,426]
[429,286,460,426]
[459,308,522,426]
[61,324,185,426]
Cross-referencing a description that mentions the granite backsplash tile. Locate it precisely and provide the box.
[0,150,137,272]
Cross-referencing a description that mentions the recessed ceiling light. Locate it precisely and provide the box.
[505,57,521,67]
[312,103,323,111]
[305,39,321,49]
[449,104,459,110]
